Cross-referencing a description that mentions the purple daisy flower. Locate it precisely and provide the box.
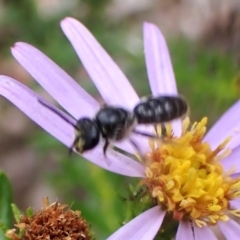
[1,18,240,239]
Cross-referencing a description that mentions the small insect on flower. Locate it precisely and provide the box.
[38,95,188,156]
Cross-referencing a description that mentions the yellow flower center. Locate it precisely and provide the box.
[143,117,240,227]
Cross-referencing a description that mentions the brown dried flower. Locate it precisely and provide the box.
[6,198,93,240]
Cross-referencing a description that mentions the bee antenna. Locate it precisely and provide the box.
[38,98,78,130]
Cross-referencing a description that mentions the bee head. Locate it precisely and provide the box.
[74,118,100,153]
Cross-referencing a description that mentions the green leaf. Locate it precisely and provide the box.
[11,204,22,223]
[0,221,7,235]
[26,207,34,217]
[11,204,26,237]
[0,172,13,239]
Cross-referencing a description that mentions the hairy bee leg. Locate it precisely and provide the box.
[129,138,144,162]
[103,139,112,165]
[153,124,157,134]
[153,123,165,136]
[112,146,139,162]
[132,129,175,147]
[161,123,167,137]
[103,138,109,157]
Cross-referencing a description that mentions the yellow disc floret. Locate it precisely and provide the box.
[144,117,240,227]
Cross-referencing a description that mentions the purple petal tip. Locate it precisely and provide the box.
[60,17,78,26]
[11,42,19,50]
[143,22,158,30]
[11,42,28,53]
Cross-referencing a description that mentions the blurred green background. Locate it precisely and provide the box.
[0,0,240,239]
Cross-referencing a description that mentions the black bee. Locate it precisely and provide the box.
[38,95,187,155]
[134,95,188,124]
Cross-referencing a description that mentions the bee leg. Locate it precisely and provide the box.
[133,129,174,146]
[161,123,167,137]
[129,138,144,162]
[129,138,140,152]
[154,124,166,137]
[68,137,80,156]
[153,124,157,134]
[132,129,161,140]
[103,138,109,157]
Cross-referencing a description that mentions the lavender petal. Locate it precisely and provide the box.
[83,146,145,177]
[218,219,240,240]
[143,22,181,136]
[143,22,177,95]
[204,100,240,150]
[193,224,217,240]
[231,172,240,179]
[0,76,74,146]
[11,42,99,120]
[230,199,240,209]
[176,220,194,240]
[221,145,240,174]
[61,17,139,109]
[107,206,165,240]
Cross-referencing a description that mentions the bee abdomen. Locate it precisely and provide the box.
[133,96,188,124]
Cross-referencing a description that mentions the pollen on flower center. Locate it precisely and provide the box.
[143,117,240,227]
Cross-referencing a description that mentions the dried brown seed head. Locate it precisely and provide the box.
[6,199,93,240]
